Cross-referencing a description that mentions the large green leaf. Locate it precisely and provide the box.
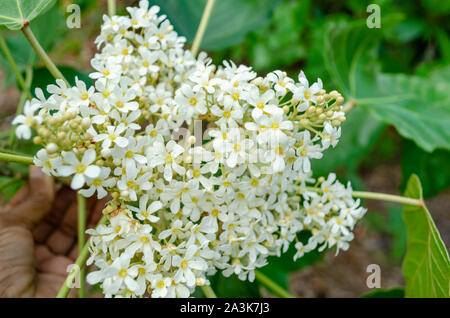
[0,0,56,30]
[150,0,281,50]
[323,21,450,152]
[402,174,450,298]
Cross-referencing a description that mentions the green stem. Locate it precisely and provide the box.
[0,34,32,99]
[190,0,215,57]
[9,65,33,148]
[351,190,424,206]
[305,186,424,206]
[21,25,68,85]
[342,98,356,112]
[77,193,86,298]
[254,270,294,298]
[0,151,34,165]
[108,0,116,17]
[57,215,108,298]
[200,285,217,298]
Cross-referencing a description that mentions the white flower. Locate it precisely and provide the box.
[12,101,42,139]
[127,195,162,222]
[93,124,129,149]
[148,138,186,181]
[58,149,101,189]
[79,167,115,199]
[172,245,207,287]
[103,254,139,294]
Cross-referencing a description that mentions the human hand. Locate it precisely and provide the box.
[0,166,106,297]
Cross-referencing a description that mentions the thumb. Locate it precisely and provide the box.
[0,166,55,229]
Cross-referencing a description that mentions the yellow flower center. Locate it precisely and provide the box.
[304,91,311,99]
[165,154,173,164]
[193,169,201,178]
[81,93,89,100]
[118,269,128,278]
[232,92,240,101]
[76,164,86,174]
[189,97,197,106]
[138,268,146,275]
[257,101,264,109]
[157,280,165,289]
[125,150,134,158]
[141,236,150,243]
[234,143,242,152]
[180,260,188,269]
[299,148,307,156]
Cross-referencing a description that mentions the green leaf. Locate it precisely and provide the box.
[150,0,281,50]
[401,140,450,198]
[402,174,450,298]
[323,21,450,152]
[0,0,56,30]
[360,287,404,298]
[210,272,261,297]
[312,107,385,176]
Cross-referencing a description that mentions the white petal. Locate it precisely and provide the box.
[85,165,101,178]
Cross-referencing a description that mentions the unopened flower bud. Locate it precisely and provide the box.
[46,143,58,154]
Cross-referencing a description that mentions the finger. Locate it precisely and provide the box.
[0,166,54,229]
[2,185,30,210]
[33,187,77,243]
[45,196,97,255]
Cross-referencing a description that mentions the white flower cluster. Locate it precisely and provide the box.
[13,1,366,297]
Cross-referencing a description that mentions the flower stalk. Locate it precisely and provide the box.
[57,215,108,298]
[21,25,69,85]
[190,0,215,57]
[200,285,217,298]
[0,151,34,165]
[9,65,33,148]
[108,0,116,17]
[77,193,87,298]
[305,186,424,206]
[254,270,294,298]
[0,34,32,99]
